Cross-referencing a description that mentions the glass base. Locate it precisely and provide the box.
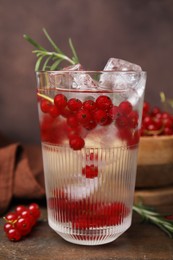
[57,231,124,246]
[49,219,131,246]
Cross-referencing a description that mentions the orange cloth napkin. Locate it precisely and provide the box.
[0,134,45,215]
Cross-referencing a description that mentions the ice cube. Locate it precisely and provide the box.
[99,58,145,106]
[48,63,83,88]
[71,73,99,90]
[66,177,98,200]
[104,58,142,72]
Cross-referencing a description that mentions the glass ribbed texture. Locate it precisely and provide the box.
[42,142,138,245]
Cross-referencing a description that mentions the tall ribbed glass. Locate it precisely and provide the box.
[36,71,146,245]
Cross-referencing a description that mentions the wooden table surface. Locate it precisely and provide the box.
[0,201,173,260]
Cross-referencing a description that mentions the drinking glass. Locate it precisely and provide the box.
[36,70,146,245]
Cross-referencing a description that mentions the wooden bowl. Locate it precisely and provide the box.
[136,135,173,188]
[135,135,173,205]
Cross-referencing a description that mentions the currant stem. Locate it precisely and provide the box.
[37,93,54,103]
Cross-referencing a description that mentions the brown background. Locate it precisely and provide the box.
[0,0,173,143]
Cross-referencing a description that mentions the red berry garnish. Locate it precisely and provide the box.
[83,99,97,111]
[7,228,22,242]
[15,217,31,236]
[163,127,173,135]
[94,109,108,125]
[83,119,97,130]
[4,223,13,233]
[77,109,91,125]
[128,111,139,128]
[141,101,173,136]
[40,99,52,113]
[28,203,41,220]
[67,115,79,128]
[118,101,132,115]
[116,115,129,128]
[15,205,27,216]
[82,165,98,178]
[96,95,112,110]
[163,118,173,128]
[151,107,160,117]
[54,94,67,109]
[5,212,18,223]
[60,106,73,118]
[3,203,41,242]
[49,105,60,118]
[69,135,85,150]
[108,105,119,120]
[67,98,82,111]
[143,101,150,115]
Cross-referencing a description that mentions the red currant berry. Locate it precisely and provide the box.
[118,101,132,115]
[67,125,81,139]
[83,119,97,130]
[163,118,173,128]
[155,112,162,119]
[82,165,98,178]
[67,115,78,128]
[86,152,98,161]
[83,100,97,111]
[7,228,22,242]
[5,212,18,223]
[20,209,31,219]
[127,130,140,146]
[15,217,31,236]
[163,127,173,135]
[147,123,157,132]
[40,99,52,113]
[20,209,36,227]
[4,223,13,233]
[101,115,112,126]
[15,205,27,216]
[60,106,73,118]
[116,115,129,128]
[161,112,170,119]
[96,95,112,110]
[151,107,160,117]
[69,135,85,150]
[54,94,67,109]
[108,106,119,120]
[28,203,41,220]
[67,98,82,111]
[142,115,153,128]
[77,109,91,125]
[128,111,139,128]
[153,117,163,130]
[143,101,150,115]
[49,105,60,118]
[94,109,108,125]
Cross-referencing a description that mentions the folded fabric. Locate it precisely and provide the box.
[0,135,45,215]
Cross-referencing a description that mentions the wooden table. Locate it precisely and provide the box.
[0,201,173,260]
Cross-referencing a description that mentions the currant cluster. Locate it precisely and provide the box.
[39,93,139,150]
[49,191,128,229]
[141,101,173,136]
[3,203,41,242]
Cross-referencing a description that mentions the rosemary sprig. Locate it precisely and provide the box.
[23,28,79,71]
[160,91,173,112]
[133,203,173,238]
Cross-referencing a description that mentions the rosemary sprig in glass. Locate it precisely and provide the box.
[23,28,79,71]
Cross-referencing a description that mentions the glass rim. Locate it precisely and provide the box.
[36,70,147,74]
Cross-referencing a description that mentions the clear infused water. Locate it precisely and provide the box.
[38,84,143,245]
[42,142,138,245]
